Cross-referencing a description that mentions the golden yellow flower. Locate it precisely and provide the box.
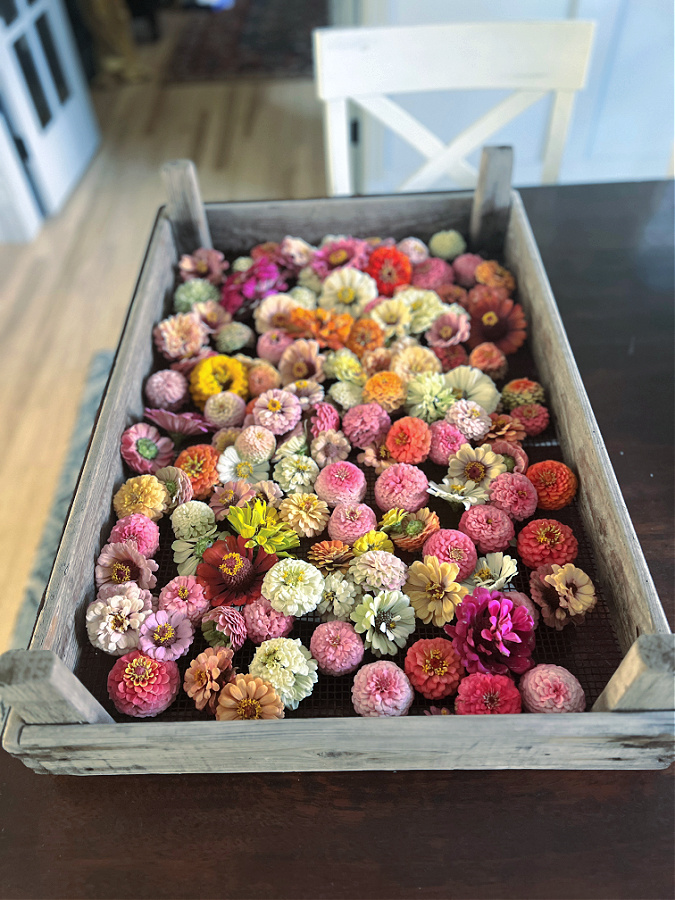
[278,493,330,539]
[404,555,468,627]
[113,474,169,522]
[189,354,248,410]
[352,530,394,555]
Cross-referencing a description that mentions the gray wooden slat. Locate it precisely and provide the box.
[162,159,213,254]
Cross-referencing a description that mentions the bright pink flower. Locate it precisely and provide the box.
[458,505,515,554]
[144,408,210,440]
[452,253,484,288]
[428,421,468,466]
[423,529,477,581]
[121,423,174,475]
[488,472,538,521]
[107,650,180,718]
[490,439,529,475]
[138,610,194,662]
[309,401,341,439]
[342,403,391,449]
[315,461,366,507]
[243,596,294,644]
[311,237,370,279]
[454,672,522,714]
[328,503,377,544]
[220,259,286,315]
[374,463,428,512]
[158,575,209,625]
[411,257,454,289]
[108,514,160,558]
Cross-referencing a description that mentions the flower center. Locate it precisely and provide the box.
[177,586,189,600]
[219,553,244,577]
[482,311,499,327]
[323,590,336,604]
[153,624,176,645]
[271,313,289,328]
[194,669,209,687]
[110,613,128,632]
[405,519,425,536]
[165,480,177,496]
[345,509,360,521]
[448,548,465,561]
[482,690,501,711]
[539,470,557,486]
[464,461,486,482]
[267,398,282,412]
[136,438,159,460]
[292,361,309,377]
[329,249,349,266]
[427,583,445,602]
[374,609,398,634]
[111,562,133,584]
[537,525,562,546]
[422,649,448,676]
[476,566,492,581]
[439,325,455,340]
[182,456,204,477]
[237,697,263,719]
[380,263,398,283]
[337,286,356,304]
[395,431,409,445]
[235,461,253,478]
[124,657,154,686]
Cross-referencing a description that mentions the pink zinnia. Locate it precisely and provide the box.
[179,247,228,285]
[404,638,464,700]
[158,575,209,625]
[121,423,174,476]
[95,541,158,591]
[490,439,529,475]
[342,403,391,449]
[256,329,294,365]
[446,400,491,442]
[452,253,484,288]
[209,480,257,521]
[309,402,341,439]
[144,369,188,411]
[107,650,180,718]
[328,503,378,544]
[503,590,540,628]
[314,461,366,507]
[201,606,248,651]
[352,661,414,717]
[374,463,428,512]
[423,529,477,581]
[454,672,522,714]
[428,421,468,466]
[108,514,160,558]
[489,472,538,521]
[520,664,586,713]
[411,257,454,290]
[425,311,471,348]
[220,258,285,315]
[144,408,210,440]
[310,621,364,676]
[458,505,515,554]
[138,610,194,662]
[511,403,550,437]
[243,596,294,644]
[310,237,370,279]
[445,587,535,676]
[252,389,303,435]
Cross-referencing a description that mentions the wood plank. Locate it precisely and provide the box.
[593,634,675,712]
[162,159,213,253]
[469,145,514,257]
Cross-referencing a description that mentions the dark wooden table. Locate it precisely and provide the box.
[0,181,672,900]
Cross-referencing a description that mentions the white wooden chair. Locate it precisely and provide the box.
[313,21,595,196]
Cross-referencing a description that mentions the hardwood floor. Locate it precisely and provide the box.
[0,10,326,653]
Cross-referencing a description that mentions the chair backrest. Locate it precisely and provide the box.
[313,21,595,195]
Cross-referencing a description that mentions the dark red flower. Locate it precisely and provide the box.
[196,535,277,607]
[468,295,527,356]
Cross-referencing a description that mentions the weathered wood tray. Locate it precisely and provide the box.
[1,157,673,775]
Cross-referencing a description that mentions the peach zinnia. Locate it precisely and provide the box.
[385,417,431,464]
[517,518,578,569]
[216,674,284,720]
[175,443,220,500]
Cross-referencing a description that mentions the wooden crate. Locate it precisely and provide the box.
[1,157,673,775]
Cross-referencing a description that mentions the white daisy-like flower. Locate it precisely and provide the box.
[262,558,325,616]
[328,381,364,410]
[396,287,447,334]
[249,637,319,710]
[273,432,309,462]
[86,591,151,656]
[443,365,500,414]
[319,267,378,317]
[350,590,416,657]
[446,399,492,441]
[217,446,270,485]
[170,500,216,540]
[427,477,489,509]
[371,297,412,343]
[289,285,317,309]
[447,444,506,490]
[316,572,361,622]
[273,454,320,493]
[462,552,519,592]
[253,293,300,334]
[297,266,323,294]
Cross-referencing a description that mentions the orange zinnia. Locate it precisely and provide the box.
[385,416,431,464]
[362,371,407,413]
[287,308,353,350]
[174,443,220,500]
[345,318,384,358]
[526,460,578,510]
[366,246,412,296]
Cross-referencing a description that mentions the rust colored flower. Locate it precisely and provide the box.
[287,307,353,350]
[526,460,578,510]
[196,534,277,607]
[517,519,578,569]
[474,260,516,294]
[468,342,508,381]
[345,318,385,358]
[436,283,468,307]
[432,343,469,372]
[511,403,550,437]
[174,443,220,500]
[468,295,527,356]
[465,284,510,316]
[385,416,431,464]
[481,413,527,446]
[366,246,413,296]
[362,371,407,413]
[216,674,285,720]
[391,508,440,553]
[307,540,354,573]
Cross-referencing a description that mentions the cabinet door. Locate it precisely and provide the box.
[0,0,99,214]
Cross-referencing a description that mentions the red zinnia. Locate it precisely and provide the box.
[196,535,277,607]
[366,246,412,296]
[468,295,527,356]
[526,460,578,510]
[517,518,578,569]
[455,672,522,715]
[404,638,464,700]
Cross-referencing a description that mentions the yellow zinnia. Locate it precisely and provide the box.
[404,555,468,627]
[189,354,248,410]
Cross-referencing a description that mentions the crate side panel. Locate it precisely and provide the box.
[504,194,671,654]
[28,215,178,670]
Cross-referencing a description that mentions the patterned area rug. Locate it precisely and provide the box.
[9,351,115,652]
[164,0,328,82]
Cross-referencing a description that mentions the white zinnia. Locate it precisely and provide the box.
[253,293,300,334]
[446,399,492,442]
[171,500,216,540]
[350,590,416,658]
[319,267,378,317]
[371,297,412,342]
[396,287,447,334]
[262,558,325,616]
[443,365,500,414]
[427,477,489,509]
[317,572,361,622]
[462,553,518,592]
[217,446,270,485]
[273,454,319,493]
[249,637,319,710]
[328,381,363,410]
[86,594,150,656]
[289,285,317,309]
